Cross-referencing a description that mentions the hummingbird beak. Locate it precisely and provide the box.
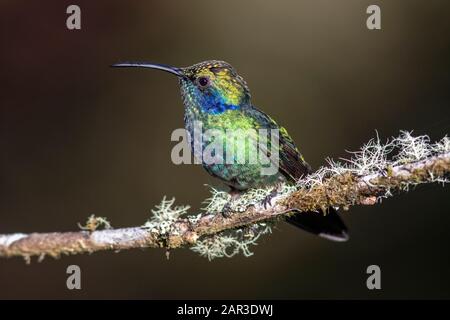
[111,62,185,78]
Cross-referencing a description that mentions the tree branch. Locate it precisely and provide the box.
[1,132,449,262]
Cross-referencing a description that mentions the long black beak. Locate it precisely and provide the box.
[111,62,185,78]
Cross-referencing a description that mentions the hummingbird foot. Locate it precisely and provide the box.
[262,183,283,209]
[221,202,234,218]
[220,188,242,218]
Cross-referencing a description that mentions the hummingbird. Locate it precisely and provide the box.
[112,60,348,241]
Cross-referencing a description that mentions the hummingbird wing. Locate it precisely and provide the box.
[243,105,349,241]
[241,105,311,181]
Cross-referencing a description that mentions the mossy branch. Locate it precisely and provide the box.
[0,132,449,262]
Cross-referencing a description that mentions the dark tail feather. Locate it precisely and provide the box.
[286,207,349,242]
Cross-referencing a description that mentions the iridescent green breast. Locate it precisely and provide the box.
[185,107,286,190]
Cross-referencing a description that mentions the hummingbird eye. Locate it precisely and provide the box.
[197,76,210,87]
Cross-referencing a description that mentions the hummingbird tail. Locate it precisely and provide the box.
[285,207,349,241]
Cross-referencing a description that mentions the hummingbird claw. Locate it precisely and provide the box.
[262,188,279,209]
[262,197,272,209]
[220,188,242,218]
[221,202,233,218]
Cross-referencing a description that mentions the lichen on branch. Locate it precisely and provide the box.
[0,131,449,262]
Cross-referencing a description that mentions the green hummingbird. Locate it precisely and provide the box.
[112,60,348,241]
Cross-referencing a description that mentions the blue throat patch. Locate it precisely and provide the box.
[200,92,240,115]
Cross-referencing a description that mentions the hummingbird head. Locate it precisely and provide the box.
[179,60,251,114]
[112,60,251,114]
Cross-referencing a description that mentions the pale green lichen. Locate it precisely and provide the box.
[143,196,190,237]
[393,131,431,164]
[202,183,297,214]
[198,186,279,259]
[191,223,272,260]
[78,214,112,232]
[298,131,449,192]
[432,135,450,154]
[148,131,449,260]
[202,187,231,212]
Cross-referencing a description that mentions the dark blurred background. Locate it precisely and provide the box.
[1,0,450,299]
